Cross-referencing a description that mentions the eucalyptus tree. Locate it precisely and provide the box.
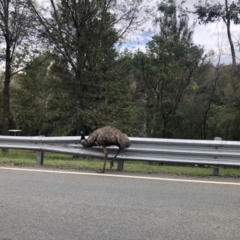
[194,0,240,88]
[11,53,54,136]
[194,0,240,136]
[0,0,38,136]
[28,0,146,134]
[133,0,204,137]
[0,0,38,155]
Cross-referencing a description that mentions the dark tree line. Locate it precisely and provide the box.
[1,0,240,141]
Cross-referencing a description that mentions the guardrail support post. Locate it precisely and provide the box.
[213,167,219,176]
[213,137,222,176]
[36,151,44,165]
[117,161,124,171]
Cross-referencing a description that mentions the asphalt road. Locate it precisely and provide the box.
[0,167,240,240]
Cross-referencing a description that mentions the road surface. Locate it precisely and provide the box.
[0,167,240,240]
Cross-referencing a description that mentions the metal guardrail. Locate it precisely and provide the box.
[0,135,240,175]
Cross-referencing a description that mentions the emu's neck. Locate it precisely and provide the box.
[80,139,96,147]
[80,133,91,147]
[80,132,85,140]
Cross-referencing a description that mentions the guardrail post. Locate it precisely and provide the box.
[213,167,219,176]
[117,161,124,171]
[36,151,44,165]
[36,135,44,165]
[213,137,222,176]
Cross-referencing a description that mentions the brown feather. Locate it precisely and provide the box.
[81,126,130,149]
[80,126,130,173]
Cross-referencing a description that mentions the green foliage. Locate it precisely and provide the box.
[11,53,53,135]
[27,0,145,135]
[11,49,136,136]
[125,0,205,137]
[194,0,239,75]
[195,0,240,24]
[157,0,195,43]
[0,0,39,137]
[5,0,240,142]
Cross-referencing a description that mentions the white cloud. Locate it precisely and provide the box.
[40,0,239,64]
[120,0,239,64]
[118,30,154,52]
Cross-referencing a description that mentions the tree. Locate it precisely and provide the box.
[194,0,240,88]
[0,0,37,137]
[116,50,149,137]
[12,50,135,136]
[11,53,55,136]
[28,0,145,134]
[130,0,204,137]
[182,63,221,139]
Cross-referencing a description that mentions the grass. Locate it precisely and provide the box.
[0,149,240,178]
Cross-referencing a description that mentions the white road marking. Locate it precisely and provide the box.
[0,166,240,186]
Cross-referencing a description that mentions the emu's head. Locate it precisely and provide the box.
[80,131,85,141]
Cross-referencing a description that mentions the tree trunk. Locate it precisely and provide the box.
[224,0,237,89]
[75,66,84,135]
[2,45,11,156]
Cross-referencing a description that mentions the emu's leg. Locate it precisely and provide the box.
[101,146,108,173]
[110,148,121,170]
[110,160,114,170]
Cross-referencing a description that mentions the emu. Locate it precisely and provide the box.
[80,126,130,173]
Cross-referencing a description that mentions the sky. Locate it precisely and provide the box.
[39,0,240,65]
[119,0,240,65]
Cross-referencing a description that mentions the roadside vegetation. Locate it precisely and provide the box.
[0,0,239,141]
[1,150,239,178]
[0,1,240,176]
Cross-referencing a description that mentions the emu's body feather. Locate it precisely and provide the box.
[80,126,130,173]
